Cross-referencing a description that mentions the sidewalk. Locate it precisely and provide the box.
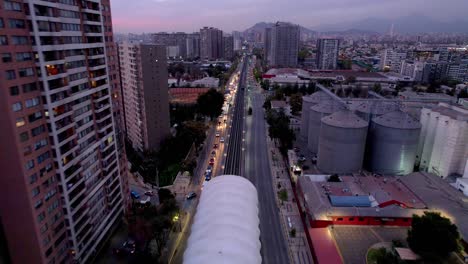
[266,137,314,264]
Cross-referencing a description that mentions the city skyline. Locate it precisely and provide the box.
[111,0,468,33]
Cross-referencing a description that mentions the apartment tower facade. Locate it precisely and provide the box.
[316,38,340,70]
[0,0,128,263]
[269,22,299,67]
[200,26,223,60]
[118,42,170,152]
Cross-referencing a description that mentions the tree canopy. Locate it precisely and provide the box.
[266,109,296,154]
[289,93,302,116]
[407,212,461,259]
[196,88,225,119]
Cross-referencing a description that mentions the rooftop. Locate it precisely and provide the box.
[169,87,209,104]
[270,100,288,109]
[400,172,468,240]
[372,111,421,130]
[321,111,368,128]
[425,102,468,121]
[309,70,388,79]
[298,174,427,221]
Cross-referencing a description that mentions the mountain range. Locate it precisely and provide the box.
[242,15,468,35]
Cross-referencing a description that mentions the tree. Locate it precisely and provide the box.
[328,174,341,182]
[458,88,468,99]
[372,83,382,94]
[266,109,296,154]
[263,98,272,110]
[306,82,316,94]
[367,247,399,264]
[298,48,309,63]
[248,107,253,115]
[158,188,175,204]
[289,93,302,116]
[407,212,461,259]
[278,189,288,203]
[196,88,225,119]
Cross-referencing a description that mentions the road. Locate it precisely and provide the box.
[244,57,290,264]
[223,58,247,175]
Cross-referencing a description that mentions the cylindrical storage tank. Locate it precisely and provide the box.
[300,91,330,139]
[368,111,421,175]
[356,101,398,122]
[317,111,368,174]
[307,101,345,154]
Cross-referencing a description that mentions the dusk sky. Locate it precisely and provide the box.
[111,0,468,33]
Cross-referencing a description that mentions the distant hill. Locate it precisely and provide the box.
[243,22,316,35]
[315,15,468,33]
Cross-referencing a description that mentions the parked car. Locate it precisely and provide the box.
[298,155,306,162]
[144,190,154,196]
[220,137,225,143]
[130,191,140,199]
[209,158,215,166]
[211,150,216,156]
[206,166,212,173]
[213,144,218,149]
[215,132,220,137]
[186,192,197,200]
[113,239,136,255]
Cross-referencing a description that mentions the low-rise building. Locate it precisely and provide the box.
[191,77,220,88]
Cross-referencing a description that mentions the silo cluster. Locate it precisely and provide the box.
[307,101,345,154]
[300,91,331,139]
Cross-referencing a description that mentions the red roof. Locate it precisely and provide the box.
[169,88,210,104]
[308,228,343,264]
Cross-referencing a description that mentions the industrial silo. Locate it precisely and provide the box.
[300,91,330,139]
[367,111,421,175]
[356,101,398,122]
[317,111,368,174]
[307,101,345,154]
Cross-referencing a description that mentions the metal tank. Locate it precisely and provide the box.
[300,91,330,139]
[356,101,398,121]
[307,101,345,154]
[317,111,368,174]
[367,111,421,175]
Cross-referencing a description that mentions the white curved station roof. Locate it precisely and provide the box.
[183,175,261,264]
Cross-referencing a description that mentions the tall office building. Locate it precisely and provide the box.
[232,30,242,51]
[264,27,272,65]
[0,0,128,263]
[186,32,200,59]
[118,42,170,152]
[223,35,234,60]
[200,27,224,60]
[316,38,340,70]
[153,32,187,58]
[269,22,300,67]
[379,48,407,73]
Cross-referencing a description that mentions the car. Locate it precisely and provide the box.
[215,132,220,137]
[220,137,225,143]
[144,190,154,196]
[213,144,218,149]
[186,192,197,200]
[205,175,212,181]
[113,239,136,255]
[130,191,140,199]
[206,165,212,173]
[211,150,216,156]
[298,155,306,162]
[139,196,150,206]
[209,158,215,165]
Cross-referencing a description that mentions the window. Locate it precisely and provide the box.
[12,102,22,112]
[25,97,40,108]
[34,139,48,150]
[34,199,42,209]
[337,218,343,221]
[25,160,35,170]
[37,151,50,164]
[0,18,4,28]
[8,19,25,29]
[11,36,28,45]
[349,218,355,221]
[16,117,25,127]
[19,67,34,77]
[23,146,32,156]
[19,132,29,142]
[22,82,38,93]
[6,70,16,80]
[29,173,38,184]
[28,111,43,123]
[10,86,19,96]
[40,224,48,234]
[16,52,32,62]
[2,53,12,62]
[4,1,22,11]
[0,36,7,45]
[31,125,46,136]
[37,212,45,223]
[359,217,365,221]
[47,200,59,213]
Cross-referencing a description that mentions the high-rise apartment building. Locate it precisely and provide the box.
[232,30,242,51]
[264,27,272,65]
[118,42,170,152]
[379,49,407,73]
[0,0,128,263]
[223,35,234,60]
[200,27,224,60]
[153,32,187,58]
[316,38,340,70]
[186,32,200,59]
[269,22,299,67]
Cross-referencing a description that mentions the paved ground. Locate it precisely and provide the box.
[331,226,408,264]
[267,137,314,264]
[245,75,290,263]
